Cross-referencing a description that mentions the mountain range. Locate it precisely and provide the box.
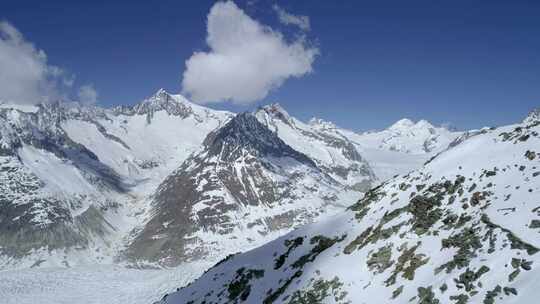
[0,89,459,270]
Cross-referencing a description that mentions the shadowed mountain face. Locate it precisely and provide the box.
[0,103,126,260]
[205,113,316,166]
[157,110,540,304]
[124,113,357,267]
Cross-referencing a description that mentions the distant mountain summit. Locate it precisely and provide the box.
[205,112,314,164]
[357,118,460,154]
[524,108,540,125]
[388,117,416,130]
[308,117,338,131]
[112,88,194,118]
[111,89,228,124]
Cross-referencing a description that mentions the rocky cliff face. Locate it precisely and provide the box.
[158,111,540,304]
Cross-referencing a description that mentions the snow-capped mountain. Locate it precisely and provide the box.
[317,117,463,181]
[255,104,376,192]
[0,89,232,269]
[62,88,232,185]
[355,118,460,155]
[157,110,540,304]
[124,113,359,267]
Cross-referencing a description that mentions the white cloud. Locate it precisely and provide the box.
[0,21,60,104]
[0,21,90,105]
[273,4,310,31]
[78,84,98,104]
[181,1,318,105]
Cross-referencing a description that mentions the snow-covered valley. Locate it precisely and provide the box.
[0,263,209,304]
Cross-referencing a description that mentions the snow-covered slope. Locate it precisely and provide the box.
[124,113,358,267]
[158,110,540,304]
[0,263,209,304]
[0,102,129,269]
[355,118,460,154]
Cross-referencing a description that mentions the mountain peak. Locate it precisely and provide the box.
[308,117,337,130]
[263,102,288,114]
[154,87,168,96]
[204,112,315,165]
[388,118,438,132]
[256,103,293,126]
[389,118,415,130]
[150,88,187,101]
[145,88,190,105]
[524,108,540,125]
[415,119,434,129]
[113,89,194,118]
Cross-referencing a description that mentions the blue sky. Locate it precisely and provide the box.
[2,0,539,130]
